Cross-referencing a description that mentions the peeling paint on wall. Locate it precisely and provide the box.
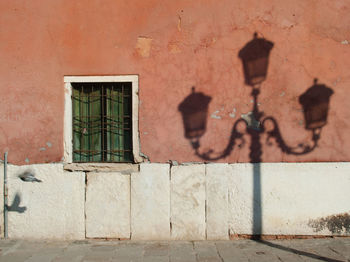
[308,213,350,234]
[169,160,179,166]
[177,14,182,31]
[333,77,341,86]
[211,110,221,120]
[168,42,181,54]
[139,152,150,163]
[229,108,236,118]
[135,37,153,58]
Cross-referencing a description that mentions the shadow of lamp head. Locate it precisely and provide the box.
[178,87,212,141]
[239,32,274,86]
[299,79,333,130]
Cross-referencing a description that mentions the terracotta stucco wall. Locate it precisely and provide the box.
[1,0,350,164]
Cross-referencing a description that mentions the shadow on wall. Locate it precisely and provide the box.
[178,33,334,162]
[7,193,26,213]
[178,32,336,257]
[178,87,212,144]
[5,170,42,214]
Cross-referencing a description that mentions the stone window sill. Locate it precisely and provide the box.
[64,163,139,173]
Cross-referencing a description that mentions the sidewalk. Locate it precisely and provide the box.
[0,238,349,262]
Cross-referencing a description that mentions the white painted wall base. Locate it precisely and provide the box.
[1,162,349,239]
[171,165,206,240]
[7,163,85,239]
[86,172,130,238]
[131,164,170,240]
[228,163,350,236]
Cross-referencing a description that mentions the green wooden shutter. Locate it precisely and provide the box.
[106,83,133,162]
[72,82,132,162]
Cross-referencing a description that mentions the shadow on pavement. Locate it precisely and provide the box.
[256,240,345,262]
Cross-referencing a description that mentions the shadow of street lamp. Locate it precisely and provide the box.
[178,87,211,149]
[178,32,334,237]
[299,78,334,130]
[239,32,274,87]
[179,32,334,161]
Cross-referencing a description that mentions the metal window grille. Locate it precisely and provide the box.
[72,82,133,162]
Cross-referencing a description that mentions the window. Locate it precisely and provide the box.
[72,82,132,162]
[64,76,141,164]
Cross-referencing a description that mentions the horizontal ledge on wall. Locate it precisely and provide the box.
[64,163,139,173]
[63,75,139,83]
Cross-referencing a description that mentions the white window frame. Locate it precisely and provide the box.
[63,75,142,163]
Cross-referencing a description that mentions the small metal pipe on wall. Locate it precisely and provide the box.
[4,152,8,239]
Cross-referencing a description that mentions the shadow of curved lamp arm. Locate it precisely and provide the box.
[262,116,320,155]
[192,113,322,161]
[192,119,248,161]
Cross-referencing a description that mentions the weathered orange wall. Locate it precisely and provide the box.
[1,0,350,164]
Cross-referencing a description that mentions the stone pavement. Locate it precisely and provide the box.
[0,238,349,262]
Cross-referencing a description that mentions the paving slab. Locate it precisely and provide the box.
[0,252,34,262]
[215,241,250,262]
[144,242,169,257]
[194,241,222,262]
[0,238,348,262]
[170,242,196,262]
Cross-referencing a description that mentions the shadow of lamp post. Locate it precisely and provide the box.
[178,32,334,236]
[179,32,334,161]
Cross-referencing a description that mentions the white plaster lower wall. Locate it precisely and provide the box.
[171,164,206,240]
[7,163,85,239]
[86,172,130,238]
[131,163,170,240]
[228,162,350,236]
[2,162,350,239]
[206,163,230,240]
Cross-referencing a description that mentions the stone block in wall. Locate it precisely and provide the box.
[131,163,170,240]
[228,162,350,236]
[206,163,230,240]
[171,164,206,240]
[228,163,256,235]
[7,164,85,239]
[86,172,130,238]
